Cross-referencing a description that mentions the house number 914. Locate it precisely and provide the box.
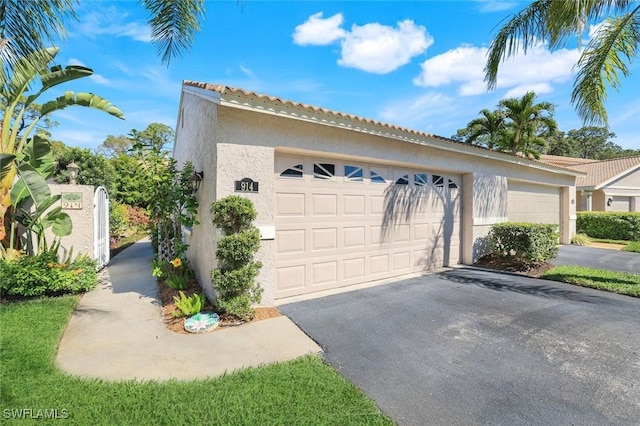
[234,178,259,193]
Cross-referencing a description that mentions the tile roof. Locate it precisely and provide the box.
[539,154,595,167]
[566,156,640,188]
[182,81,581,176]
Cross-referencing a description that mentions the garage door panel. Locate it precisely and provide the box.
[343,195,366,215]
[276,193,305,216]
[508,181,560,224]
[344,226,366,248]
[311,228,338,251]
[312,194,337,216]
[275,155,461,298]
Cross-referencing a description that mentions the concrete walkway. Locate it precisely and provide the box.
[55,239,321,382]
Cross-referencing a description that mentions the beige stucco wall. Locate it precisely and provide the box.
[172,91,219,302]
[609,167,640,189]
[47,184,95,259]
[175,90,578,305]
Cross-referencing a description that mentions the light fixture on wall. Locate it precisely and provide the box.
[67,162,79,185]
[607,198,613,207]
[191,171,204,193]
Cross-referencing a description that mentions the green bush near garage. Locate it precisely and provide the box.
[488,222,559,267]
[576,211,640,241]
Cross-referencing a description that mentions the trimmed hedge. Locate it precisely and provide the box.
[488,222,559,266]
[576,211,640,241]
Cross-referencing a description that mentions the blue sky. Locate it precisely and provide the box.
[47,0,639,151]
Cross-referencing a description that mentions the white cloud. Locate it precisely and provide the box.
[72,6,151,42]
[379,91,456,126]
[414,43,580,97]
[68,58,86,67]
[293,14,432,74]
[476,1,519,13]
[89,74,112,86]
[293,12,346,45]
[339,20,433,74]
[239,65,255,78]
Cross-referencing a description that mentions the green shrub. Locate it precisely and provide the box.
[577,211,640,241]
[216,228,261,269]
[210,196,262,321]
[488,222,559,267]
[172,291,206,317]
[571,233,591,246]
[109,202,130,239]
[210,196,257,234]
[0,252,97,297]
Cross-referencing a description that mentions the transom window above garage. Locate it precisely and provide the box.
[370,170,386,184]
[414,173,428,186]
[314,163,335,180]
[395,174,409,185]
[344,165,363,182]
[280,163,303,178]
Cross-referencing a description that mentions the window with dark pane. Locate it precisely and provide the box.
[280,164,303,178]
[395,174,409,185]
[314,163,335,180]
[448,179,458,189]
[370,170,386,183]
[433,175,444,188]
[414,173,428,186]
[345,165,363,182]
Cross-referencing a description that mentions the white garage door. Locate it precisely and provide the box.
[274,155,460,298]
[507,181,560,224]
[609,196,630,212]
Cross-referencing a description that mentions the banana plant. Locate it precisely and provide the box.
[1,47,124,258]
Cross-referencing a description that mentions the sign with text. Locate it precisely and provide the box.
[61,192,83,210]
[235,178,259,193]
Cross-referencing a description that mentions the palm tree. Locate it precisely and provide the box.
[465,108,506,149]
[498,91,558,158]
[484,0,640,126]
[0,0,205,76]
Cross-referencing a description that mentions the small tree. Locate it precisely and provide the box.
[210,196,263,322]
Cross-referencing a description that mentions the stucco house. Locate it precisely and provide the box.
[541,154,640,212]
[173,81,581,305]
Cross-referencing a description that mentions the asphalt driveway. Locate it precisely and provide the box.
[555,245,640,274]
[280,268,640,425]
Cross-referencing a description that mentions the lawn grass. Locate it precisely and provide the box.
[622,241,640,253]
[0,297,392,425]
[589,237,631,245]
[542,266,640,297]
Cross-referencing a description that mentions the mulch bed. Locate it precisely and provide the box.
[158,279,281,334]
[474,253,554,278]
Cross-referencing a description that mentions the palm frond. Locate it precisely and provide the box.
[572,5,640,125]
[140,0,205,65]
[0,0,77,77]
[484,0,553,90]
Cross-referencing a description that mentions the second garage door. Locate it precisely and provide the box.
[507,180,560,224]
[274,155,461,299]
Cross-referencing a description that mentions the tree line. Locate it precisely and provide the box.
[452,91,640,161]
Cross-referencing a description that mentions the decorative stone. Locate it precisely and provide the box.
[184,312,220,333]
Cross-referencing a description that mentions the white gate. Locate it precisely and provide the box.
[93,186,110,270]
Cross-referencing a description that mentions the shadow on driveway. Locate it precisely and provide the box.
[281,267,640,426]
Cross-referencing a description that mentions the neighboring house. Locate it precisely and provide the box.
[541,154,640,212]
[173,82,581,305]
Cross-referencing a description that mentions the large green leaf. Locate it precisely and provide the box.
[10,163,52,208]
[2,47,59,102]
[21,134,57,179]
[24,64,94,108]
[0,153,16,181]
[40,91,124,119]
[50,210,72,237]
